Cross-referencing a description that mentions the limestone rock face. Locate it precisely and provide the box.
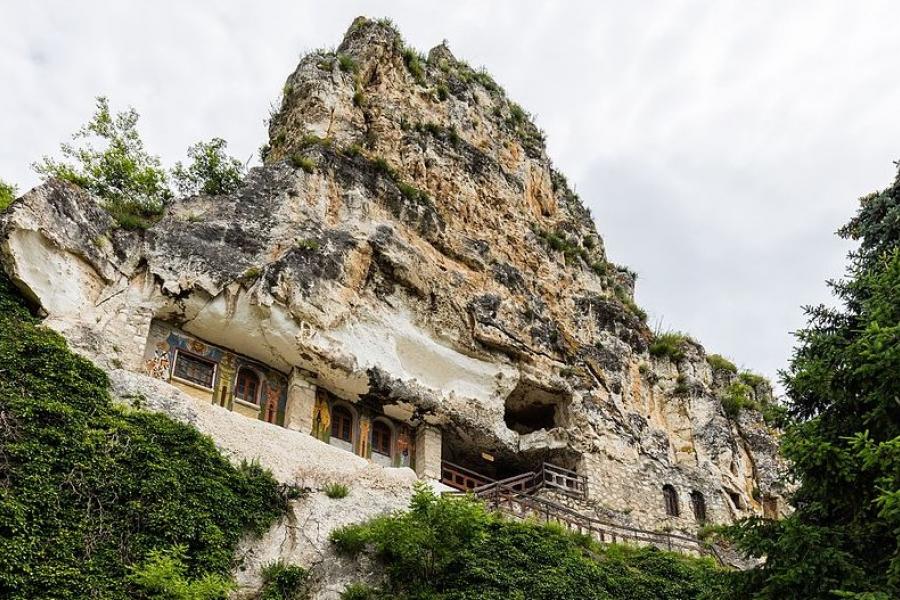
[0,16,787,584]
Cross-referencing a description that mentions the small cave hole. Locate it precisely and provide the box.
[504,380,570,435]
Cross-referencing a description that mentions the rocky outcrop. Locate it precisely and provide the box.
[0,15,787,594]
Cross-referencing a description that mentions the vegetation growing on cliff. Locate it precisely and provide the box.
[0,272,289,599]
[727,164,900,599]
[331,485,728,599]
[32,98,245,229]
[171,137,245,196]
[0,179,16,211]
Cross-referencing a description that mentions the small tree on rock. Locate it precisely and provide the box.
[33,96,171,229]
[171,138,245,197]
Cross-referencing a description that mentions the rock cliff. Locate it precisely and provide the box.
[0,16,787,595]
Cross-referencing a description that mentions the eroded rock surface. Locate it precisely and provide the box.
[0,16,788,594]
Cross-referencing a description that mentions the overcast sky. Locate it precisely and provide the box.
[2,1,899,390]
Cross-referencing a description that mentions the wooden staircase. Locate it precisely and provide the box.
[440,461,722,564]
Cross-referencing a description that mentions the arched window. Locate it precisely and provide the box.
[663,484,679,517]
[234,368,260,404]
[372,420,392,457]
[690,490,707,522]
[331,405,354,443]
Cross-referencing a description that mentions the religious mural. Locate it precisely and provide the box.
[142,320,288,426]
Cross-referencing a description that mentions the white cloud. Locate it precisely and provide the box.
[2,0,898,389]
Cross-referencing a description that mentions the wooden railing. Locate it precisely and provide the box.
[440,461,493,491]
[541,462,589,498]
[441,460,721,564]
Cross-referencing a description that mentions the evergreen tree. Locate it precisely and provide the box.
[728,164,900,599]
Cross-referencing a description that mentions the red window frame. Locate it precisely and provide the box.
[372,421,392,456]
[331,405,353,443]
[234,368,260,404]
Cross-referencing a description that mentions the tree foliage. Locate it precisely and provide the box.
[33,98,246,229]
[171,138,245,196]
[0,179,16,211]
[0,272,287,599]
[727,164,900,599]
[330,484,728,599]
[33,96,171,229]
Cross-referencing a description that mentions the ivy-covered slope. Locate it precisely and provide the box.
[330,486,731,600]
[0,273,288,599]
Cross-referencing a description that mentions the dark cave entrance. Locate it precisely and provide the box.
[503,379,571,435]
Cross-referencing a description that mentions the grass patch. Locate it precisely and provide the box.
[738,370,770,389]
[707,354,738,374]
[721,381,755,418]
[289,154,317,174]
[402,47,426,84]
[324,482,349,499]
[295,238,320,252]
[337,53,358,74]
[649,331,692,362]
[104,198,165,230]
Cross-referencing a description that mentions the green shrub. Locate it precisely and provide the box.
[352,89,366,108]
[297,134,331,150]
[259,561,308,600]
[128,545,234,599]
[649,331,691,362]
[337,53,358,74]
[721,381,755,418]
[613,284,647,322]
[289,154,316,174]
[0,179,16,211]
[707,354,738,374]
[0,272,287,598]
[674,374,690,396]
[32,96,171,229]
[402,48,426,84]
[340,583,378,600]
[331,484,729,598]
[295,238,320,252]
[324,482,349,499]
[171,138,244,196]
[738,370,770,389]
[435,83,449,101]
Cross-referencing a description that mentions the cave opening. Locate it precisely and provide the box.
[503,380,571,435]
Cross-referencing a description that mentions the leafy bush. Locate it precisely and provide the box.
[295,238,320,252]
[128,546,234,599]
[330,484,729,599]
[340,582,378,600]
[674,374,690,396]
[259,561,308,600]
[721,381,755,418]
[324,482,349,499]
[0,272,287,598]
[171,138,245,196]
[707,354,737,374]
[402,47,426,84]
[337,53,358,74]
[737,370,769,389]
[33,96,171,229]
[649,331,691,362]
[290,154,317,173]
[0,179,16,211]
